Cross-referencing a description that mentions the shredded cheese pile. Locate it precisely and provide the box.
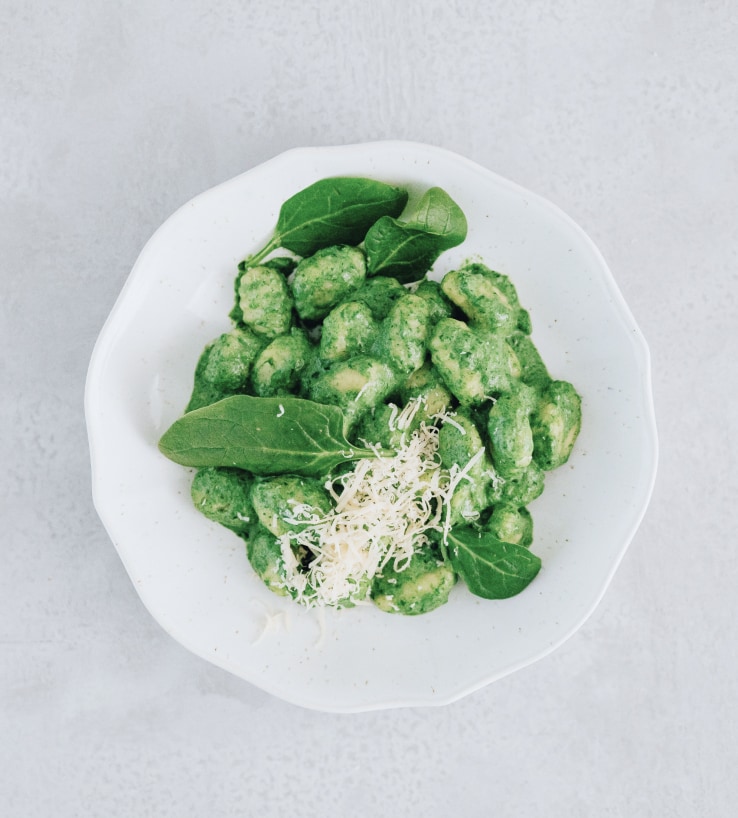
[276,399,487,608]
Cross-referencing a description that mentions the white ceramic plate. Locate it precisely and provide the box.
[86,141,658,712]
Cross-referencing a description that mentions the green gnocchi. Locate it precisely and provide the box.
[164,177,582,615]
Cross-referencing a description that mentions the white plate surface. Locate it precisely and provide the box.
[86,141,658,712]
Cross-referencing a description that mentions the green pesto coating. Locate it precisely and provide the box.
[516,308,533,334]
[201,327,264,391]
[345,275,406,321]
[372,294,431,376]
[531,380,582,470]
[319,301,379,363]
[245,524,291,596]
[448,479,490,527]
[399,361,454,423]
[291,245,366,321]
[429,318,520,405]
[507,331,551,390]
[250,475,332,537]
[190,467,254,534]
[308,355,398,431]
[238,265,293,338]
[250,328,312,397]
[352,384,445,449]
[487,384,537,473]
[353,404,407,449]
[488,460,546,507]
[413,278,453,324]
[261,256,298,276]
[441,264,522,334]
[186,342,233,413]
[296,344,330,398]
[438,410,486,472]
[371,549,456,615]
[438,410,495,526]
[485,504,533,547]
[231,256,297,324]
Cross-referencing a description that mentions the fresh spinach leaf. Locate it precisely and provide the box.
[159,395,382,477]
[364,216,442,284]
[448,527,541,599]
[246,177,408,264]
[404,187,467,250]
[363,187,467,283]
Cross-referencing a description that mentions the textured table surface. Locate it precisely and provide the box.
[3,2,737,816]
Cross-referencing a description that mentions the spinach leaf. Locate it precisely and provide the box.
[246,177,408,264]
[404,187,467,250]
[364,216,442,284]
[363,187,467,284]
[448,527,541,599]
[159,395,381,477]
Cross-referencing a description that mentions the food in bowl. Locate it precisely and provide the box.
[158,176,582,615]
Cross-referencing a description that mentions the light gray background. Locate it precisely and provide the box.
[3,1,737,816]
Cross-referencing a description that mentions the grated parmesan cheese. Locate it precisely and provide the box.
[436,413,466,434]
[275,400,487,608]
